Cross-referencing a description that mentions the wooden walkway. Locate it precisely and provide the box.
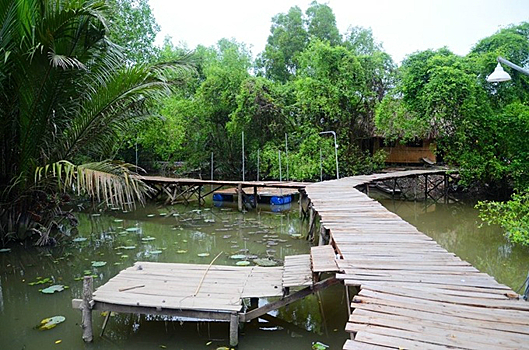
[304,172,529,350]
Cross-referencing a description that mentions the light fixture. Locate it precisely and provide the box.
[486,63,511,83]
[487,57,529,83]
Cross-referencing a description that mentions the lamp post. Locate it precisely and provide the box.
[319,131,339,179]
[487,56,529,82]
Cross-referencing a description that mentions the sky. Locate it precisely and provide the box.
[148,0,529,64]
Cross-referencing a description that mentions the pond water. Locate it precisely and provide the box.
[1,194,528,350]
[0,201,348,350]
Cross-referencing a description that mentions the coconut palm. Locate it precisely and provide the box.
[0,0,189,244]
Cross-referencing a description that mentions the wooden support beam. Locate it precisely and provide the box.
[253,186,258,208]
[82,276,94,342]
[241,277,339,323]
[100,312,111,337]
[237,183,243,212]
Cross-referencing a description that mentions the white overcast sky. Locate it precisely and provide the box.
[149,0,529,64]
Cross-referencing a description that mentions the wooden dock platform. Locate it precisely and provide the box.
[73,255,334,346]
[304,173,529,350]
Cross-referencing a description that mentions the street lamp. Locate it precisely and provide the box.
[319,131,339,180]
[487,56,529,82]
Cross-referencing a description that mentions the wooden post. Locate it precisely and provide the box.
[82,276,94,342]
[237,183,243,212]
[365,183,369,195]
[253,186,258,208]
[444,173,449,204]
[424,174,428,200]
[230,313,239,347]
[318,226,326,246]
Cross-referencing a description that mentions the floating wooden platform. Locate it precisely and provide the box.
[304,173,529,350]
[73,254,338,346]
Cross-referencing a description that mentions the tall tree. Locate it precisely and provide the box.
[305,1,341,45]
[107,0,160,63]
[257,6,308,82]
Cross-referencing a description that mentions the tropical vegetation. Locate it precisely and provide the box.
[0,0,187,245]
[1,0,528,245]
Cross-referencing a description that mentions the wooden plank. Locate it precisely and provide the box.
[311,245,340,272]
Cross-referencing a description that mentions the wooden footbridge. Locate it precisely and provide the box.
[305,170,529,350]
[74,169,529,349]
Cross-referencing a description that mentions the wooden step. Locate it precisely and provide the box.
[311,245,340,272]
[282,254,312,288]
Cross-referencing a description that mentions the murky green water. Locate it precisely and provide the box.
[0,201,348,350]
[1,195,528,350]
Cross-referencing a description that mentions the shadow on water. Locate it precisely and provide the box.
[0,201,349,350]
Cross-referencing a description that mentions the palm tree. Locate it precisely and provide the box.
[0,0,189,244]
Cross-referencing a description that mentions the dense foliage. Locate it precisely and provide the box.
[131,2,392,180]
[0,0,184,245]
[374,23,529,244]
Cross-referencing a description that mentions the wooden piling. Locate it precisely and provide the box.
[253,186,258,208]
[229,313,239,346]
[82,276,94,342]
[237,183,243,212]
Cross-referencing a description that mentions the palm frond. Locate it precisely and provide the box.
[35,160,152,210]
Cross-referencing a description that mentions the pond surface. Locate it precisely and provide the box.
[0,201,348,350]
[1,195,528,350]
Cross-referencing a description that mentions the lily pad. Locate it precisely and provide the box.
[113,219,124,223]
[147,214,156,217]
[197,253,210,257]
[230,254,247,260]
[28,277,52,286]
[253,258,277,267]
[72,237,87,242]
[176,250,188,254]
[121,255,129,259]
[141,236,155,241]
[0,248,11,253]
[91,261,107,268]
[236,261,251,266]
[37,316,66,330]
[125,227,140,232]
[150,250,162,255]
[41,285,65,294]
[120,245,136,250]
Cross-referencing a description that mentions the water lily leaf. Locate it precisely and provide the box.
[121,255,129,258]
[91,261,107,267]
[113,219,124,223]
[72,237,87,242]
[141,237,155,241]
[0,248,11,253]
[197,253,210,257]
[176,250,188,254]
[29,277,51,286]
[91,213,101,217]
[147,214,156,217]
[125,227,140,232]
[236,261,250,266]
[120,245,136,250]
[37,316,66,330]
[312,342,329,350]
[230,254,246,260]
[150,250,162,255]
[253,258,277,267]
[41,285,65,294]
